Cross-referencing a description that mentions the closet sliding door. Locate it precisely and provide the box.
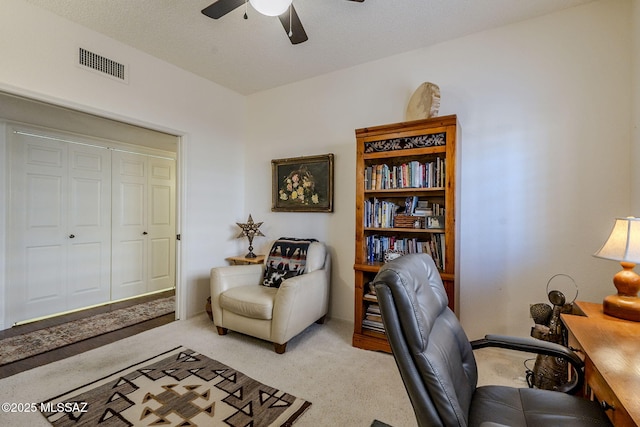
[111,151,175,300]
[7,129,111,324]
[6,126,176,326]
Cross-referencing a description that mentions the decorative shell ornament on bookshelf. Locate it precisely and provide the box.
[384,249,405,263]
[406,82,441,121]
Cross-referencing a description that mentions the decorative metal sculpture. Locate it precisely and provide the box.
[236,214,264,258]
[526,274,578,391]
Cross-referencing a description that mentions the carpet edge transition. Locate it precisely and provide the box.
[0,296,175,366]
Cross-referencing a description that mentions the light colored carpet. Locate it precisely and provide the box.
[0,314,527,427]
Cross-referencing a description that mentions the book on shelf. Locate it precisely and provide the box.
[404,196,419,215]
[362,321,385,334]
[364,292,378,302]
[364,158,446,190]
[367,303,381,314]
[366,234,445,269]
[365,313,383,323]
[364,198,398,228]
[414,200,430,216]
[362,303,385,333]
[365,197,445,228]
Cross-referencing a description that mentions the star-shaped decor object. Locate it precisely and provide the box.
[236,214,265,258]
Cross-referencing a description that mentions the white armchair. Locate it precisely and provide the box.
[210,240,330,354]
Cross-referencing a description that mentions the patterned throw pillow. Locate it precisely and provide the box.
[262,237,318,288]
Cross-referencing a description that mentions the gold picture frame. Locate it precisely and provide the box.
[272,154,334,212]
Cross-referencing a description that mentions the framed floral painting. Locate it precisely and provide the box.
[272,154,334,212]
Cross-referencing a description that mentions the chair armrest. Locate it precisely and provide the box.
[271,269,329,343]
[210,264,264,325]
[470,334,584,394]
[210,264,264,295]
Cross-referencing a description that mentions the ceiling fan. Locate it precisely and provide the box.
[201,0,365,45]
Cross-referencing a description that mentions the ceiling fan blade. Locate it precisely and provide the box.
[201,0,245,19]
[278,5,308,45]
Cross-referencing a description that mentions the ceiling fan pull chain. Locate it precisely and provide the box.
[244,0,248,19]
[288,4,293,37]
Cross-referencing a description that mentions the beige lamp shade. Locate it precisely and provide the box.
[593,217,640,263]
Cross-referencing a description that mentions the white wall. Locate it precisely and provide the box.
[0,0,247,326]
[246,0,633,338]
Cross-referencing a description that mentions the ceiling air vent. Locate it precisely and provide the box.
[78,47,128,83]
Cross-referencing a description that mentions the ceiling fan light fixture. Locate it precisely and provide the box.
[249,0,292,16]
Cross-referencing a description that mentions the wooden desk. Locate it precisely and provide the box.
[225,254,265,265]
[562,301,640,427]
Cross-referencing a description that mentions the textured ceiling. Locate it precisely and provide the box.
[24,0,595,95]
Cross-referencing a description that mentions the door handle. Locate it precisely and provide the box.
[69,234,75,239]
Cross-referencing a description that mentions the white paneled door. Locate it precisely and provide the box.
[111,151,175,300]
[7,130,111,324]
[6,127,176,326]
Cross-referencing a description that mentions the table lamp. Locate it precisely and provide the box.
[593,216,640,321]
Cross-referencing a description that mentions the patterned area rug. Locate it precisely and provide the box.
[41,346,311,427]
[0,296,175,366]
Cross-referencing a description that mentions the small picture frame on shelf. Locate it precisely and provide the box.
[426,215,444,229]
[384,249,405,263]
[272,154,334,212]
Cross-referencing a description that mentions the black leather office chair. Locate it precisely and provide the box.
[373,254,612,427]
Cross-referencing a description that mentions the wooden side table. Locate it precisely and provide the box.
[225,254,265,265]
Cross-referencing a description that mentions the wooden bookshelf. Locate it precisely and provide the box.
[353,115,459,352]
